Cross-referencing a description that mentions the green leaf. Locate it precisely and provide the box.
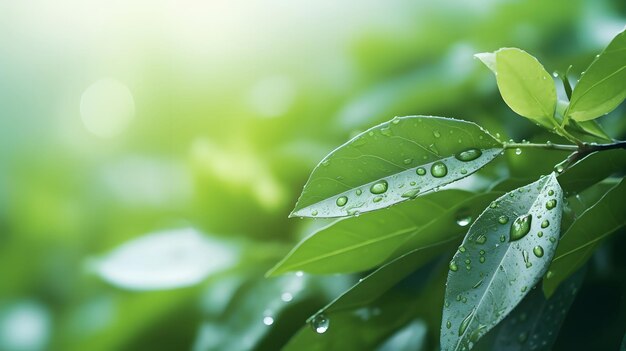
[291,116,503,218]
[568,28,626,121]
[543,178,626,297]
[477,48,557,128]
[474,268,585,351]
[557,149,626,194]
[296,192,499,320]
[269,190,474,276]
[441,174,563,351]
[567,119,613,142]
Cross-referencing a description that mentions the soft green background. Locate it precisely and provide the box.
[0,0,624,350]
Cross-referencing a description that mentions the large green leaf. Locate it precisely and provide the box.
[568,28,626,121]
[543,178,626,297]
[474,268,585,351]
[269,190,474,276]
[290,116,502,218]
[476,48,557,128]
[441,174,563,351]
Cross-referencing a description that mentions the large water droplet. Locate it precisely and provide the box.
[430,161,448,178]
[336,196,348,207]
[509,214,532,241]
[310,314,330,334]
[498,215,509,224]
[541,220,550,228]
[416,167,426,176]
[456,214,472,227]
[458,309,474,336]
[449,261,459,272]
[455,148,482,162]
[546,199,557,210]
[533,245,544,257]
[515,148,522,155]
[370,180,388,194]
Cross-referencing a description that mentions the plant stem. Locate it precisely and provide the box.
[504,142,578,151]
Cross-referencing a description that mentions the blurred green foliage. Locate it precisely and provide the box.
[0,0,625,350]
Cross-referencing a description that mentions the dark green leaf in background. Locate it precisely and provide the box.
[291,116,502,218]
[441,174,563,351]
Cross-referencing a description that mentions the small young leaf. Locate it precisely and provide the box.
[543,178,626,297]
[441,174,563,351]
[477,48,557,128]
[291,116,502,218]
[568,28,626,121]
[269,190,474,276]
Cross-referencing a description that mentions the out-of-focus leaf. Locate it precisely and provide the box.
[568,28,626,121]
[568,119,613,142]
[477,48,557,128]
[291,116,502,218]
[376,320,427,351]
[304,192,499,317]
[93,228,239,290]
[543,178,626,297]
[558,149,626,194]
[269,190,473,276]
[474,268,585,351]
[442,174,563,351]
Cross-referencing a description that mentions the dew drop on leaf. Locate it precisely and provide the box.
[336,196,348,207]
[430,161,448,178]
[310,314,330,334]
[369,180,388,194]
[509,214,532,241]
[545,199,557,210]
[533,245,544,257]
[416,167,426,176]
[498,215,509,224]
[541,220,550,228]
[458,309,474,336]
[455,148,482,162]
[450,261,459,272]
[456,215,472,227]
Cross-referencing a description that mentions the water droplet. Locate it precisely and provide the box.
[548,189,554,196]
[500,235,506,242]
[309,314,330,334]
[537,231,543,237]
[465,259,471,264]
[549,236,556,243]
[336,196,348,207]
[380,127,392,137]
[533,246,544,257]
[509,214,532,241]
[475,235,487,244]
[311,210,318,216]
[373,196,383,203]
[546,199,557,210]
[546,271,554,279]
[430,161,448,178]
[498,215,509,224]
[450,261,459,272]
[541,220,550,228]
[458,310,474,336]
[459,246,466,253]
[515,148,522,155]
[521,286,527,292]
[552,72,558,78]
[479,256,485,263]
[401,188,420,199]
[403,158,412,165]
[455,148,482,162]
[281,293,293,302]
[263,316,274,325]
[356,189,362,196]
[555,165,564,173]
[490,201,498,209]
[447,320,452,329]
[433,130,441,138]
[456,215,472,227]
[391,117,400,124]
[461,296,467,303]
[416,167,426,176]
[456,295,462,301]
[370,180,388,194]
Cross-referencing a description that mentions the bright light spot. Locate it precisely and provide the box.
[262,316,274,326]
[0,301,50,351]
[295,271,304,277]
[80,78,135,138]
[280,293,293,302]
[92,228,238,290]
[247,76,296,118]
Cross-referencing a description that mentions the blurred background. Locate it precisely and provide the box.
[1,0,625,350]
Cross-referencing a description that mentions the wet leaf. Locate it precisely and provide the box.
[290,116,502,218]
[269,190,474,276]
[568,28,626,121]
[543,178,626,297]
[441,174,563,351]
[476,48,557,128]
